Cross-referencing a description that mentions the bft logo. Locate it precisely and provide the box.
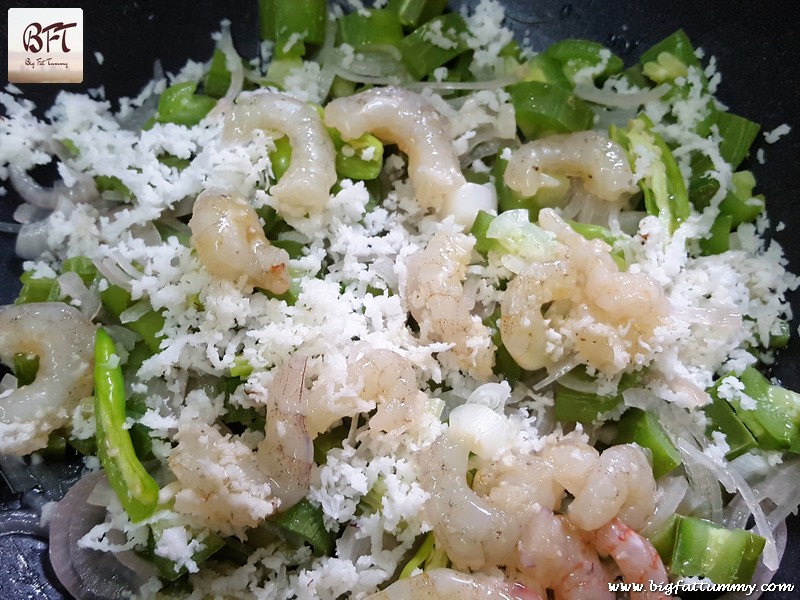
[8,8,84,84]
[22,21,78,54]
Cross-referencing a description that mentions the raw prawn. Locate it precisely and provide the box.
[517,507,613,600]
[189,189,290,294]
[0,302,95,456]
[325,86,493,226]
[499,260,574,371]
[224,91,336,217]
[500,208,668,376]
[168,356,312,536]
[586,518,669,600]
[417,432,519,570]
[347,349,427,435]
[405,230,494,378]
[566,444,657,532]
[503,131,637,202]
[365,569,543,600]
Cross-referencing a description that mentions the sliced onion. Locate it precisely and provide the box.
[677,439,779,570]
[57,271,102,320]
[640,474,689,537]
[15,218,52,259]
[49,471,154,600]
[573,82,671,109]
[9,165,97,210]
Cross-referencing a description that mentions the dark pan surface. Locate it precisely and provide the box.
[0,1,798,598]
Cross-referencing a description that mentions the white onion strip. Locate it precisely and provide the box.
[677,439,779,570]
[573,82,671,108]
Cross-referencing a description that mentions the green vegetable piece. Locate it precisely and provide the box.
[59,138,79,156]
[521,53,573,89]
[95,174,133,200]
[149,521,224,581]
[671,516,766,584]
[734,367,800,451]
[717,112,760,169]
[553,383,623,424]
[545,39,623,84]
[640,30,700,83]
[703,393,757,460]
[646,513,681,564]
[62,256,98,286]
[204,48,232,99]
[397,13,469,81]
[270,135,293,182]
[469,209,495,256]
[93,328,160,522]
[260,271,302,306]
[13,352,40,386]
[507,81,595,140]
[399,532,449,579]
[259,0,328,57]
[718,171,764,227]
[493,150,568,216]
[269,498,335,556]
[313,422,349,465]
[387,0,448,28]
[338,9,404,48]
[332,131,384,181]
[614,408,681,479]
[158,153,191,171]
[155,82,217,127]
[16,272,59,304]
[483,308,522,384]
[698,213,733,256]
[566,220,626,269]
[610,116,689,234]
[100,285,165,354]
[769,320,791,350]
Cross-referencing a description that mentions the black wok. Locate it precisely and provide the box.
[0,1,797,598]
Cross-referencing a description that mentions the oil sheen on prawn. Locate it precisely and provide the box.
[189,189,290,294]
[503,131,637,202]
[225,90,336,218]
[325,86,494,226]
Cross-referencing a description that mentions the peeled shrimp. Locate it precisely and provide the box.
[499,260,574,371]
[406,230,494,378]
[500,208,668,376]
[504,131,637,202]
[0,302,95,456]
[566,444,657,532]
[348,349,427,435]
[189,189,290,294]
[225,91,336,217]
[325,87,493,225]
[517,507,613,600]
[168,356,312,535]
[471,441,599,518]
[586,518,669,600]
[254,355,313,510]
[366,569,543,600]
[417,432,519,570]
